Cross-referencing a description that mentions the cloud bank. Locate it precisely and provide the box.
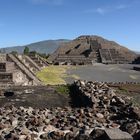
[84,4,130,15]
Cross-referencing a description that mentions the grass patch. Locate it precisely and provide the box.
[118,87,128,94]
[131,98,140,107]
[56,85,70,95]
[36,65,80,85]
[36,66,69,85]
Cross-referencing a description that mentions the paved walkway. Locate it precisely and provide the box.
[65,64,140,83]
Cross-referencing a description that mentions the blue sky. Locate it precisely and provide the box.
[0,0,140,51]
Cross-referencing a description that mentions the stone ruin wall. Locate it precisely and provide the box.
[53,37,132,65]
[12,70,33,86]
[0,53,42,86]
[16,54,39,74]
[99,49,130,64]
[70,80,140,138]
[54,47,131,65]
[52,36,136,65]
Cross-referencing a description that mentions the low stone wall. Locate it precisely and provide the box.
[73,80,140,106]
[72,80,140,136]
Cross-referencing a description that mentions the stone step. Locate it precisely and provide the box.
[14,55,38,77]
[7,54,41,85]
[28,55,48,67]
[24,55,41,71]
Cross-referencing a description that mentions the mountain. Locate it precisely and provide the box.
[0,39,70,54]
[49,35,136,64]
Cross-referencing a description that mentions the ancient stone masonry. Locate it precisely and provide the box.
[0,64,31,86]
[0,63,14,84]
[0,80,140,139]
[50,35,136,65]
[0,53,46,86]
[0,62,15,72]
[99,49,112,64]
[0,60,18,85]
[17,55,41,73]
[7,54,42,85]
[99,49,129,64]
[55,54,93,65]
[72,80,140,138]
[28,53,49,68]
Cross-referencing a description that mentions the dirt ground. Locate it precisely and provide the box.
[0,86,70,108]
[0,83,140,108]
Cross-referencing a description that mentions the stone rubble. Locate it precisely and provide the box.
[0,80,140,139]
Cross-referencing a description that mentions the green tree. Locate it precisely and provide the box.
[23,46,29,55]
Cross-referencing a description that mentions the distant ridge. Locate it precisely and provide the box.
[0,39,70,54]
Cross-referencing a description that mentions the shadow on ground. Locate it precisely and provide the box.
[0,83,140,108]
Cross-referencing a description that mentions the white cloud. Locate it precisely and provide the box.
[116,4,129,10]
[84,8,106,15]
[29,0,63,5]
[84,4,130,15]
[96,8,105,15]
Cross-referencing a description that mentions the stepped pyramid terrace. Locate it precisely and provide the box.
[49,36,136,65]
[0,53,48,86]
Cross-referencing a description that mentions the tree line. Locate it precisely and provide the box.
[11,46,50,59]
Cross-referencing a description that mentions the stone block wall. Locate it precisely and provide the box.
[0,73,13,82]
[12,70,32,86]
[0,53,42,86]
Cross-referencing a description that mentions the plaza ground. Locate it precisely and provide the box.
[37,64,140,85]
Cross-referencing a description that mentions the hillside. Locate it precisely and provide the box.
[49,35,136,64]
[0,39,70,54]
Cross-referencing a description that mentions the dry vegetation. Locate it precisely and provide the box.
[36,66,68,85]
[36,65,80,85]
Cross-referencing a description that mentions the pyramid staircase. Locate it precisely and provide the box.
[7,54,42,85]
